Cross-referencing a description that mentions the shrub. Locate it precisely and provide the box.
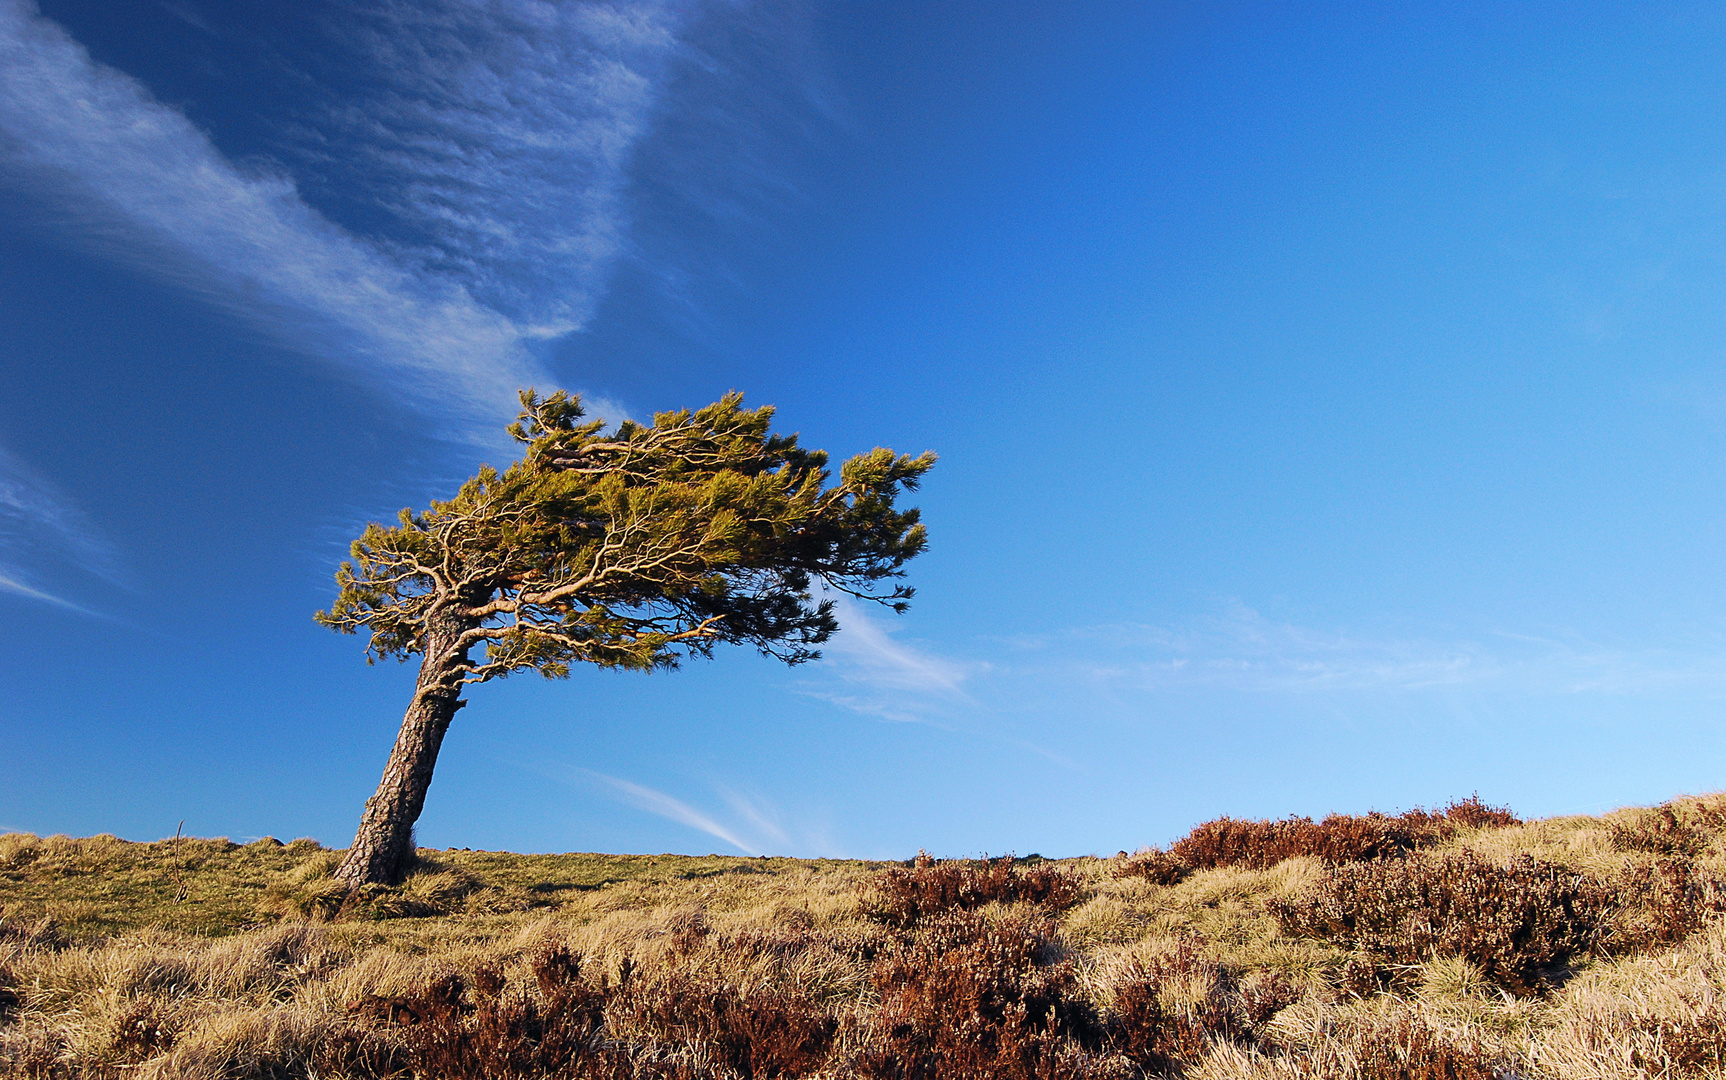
[852,909,1120,1080]
[347,916,1132,1080]
[1440,794,1520,830]
[1236,969,1301,1030]
[108,996,179,1059]
[869,854,1084,927]
[1105,940,1298,1071]
[604,918,846,1079]
[1269,850,1614,995]
[345,944,619,1079]
[1636,1007,1726,1076]
[341,935,852,1079]
[1609,805,1711,857]
[307,1024,410,1080]
[1110,848,1187,886]
[615,972,836,1078]
[1171,812,1431,870]
[0,1025,72,1080]
[1169,796,1517,873]
[1331,956,1381,1000]
[1616,857,1726,948]
[1352,1012,1499,1080]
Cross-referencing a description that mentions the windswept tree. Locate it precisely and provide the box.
[318,391,935,887]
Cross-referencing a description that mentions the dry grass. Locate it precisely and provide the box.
[9,795,1726,1077]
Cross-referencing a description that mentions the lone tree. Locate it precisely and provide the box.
[318,390,934,887]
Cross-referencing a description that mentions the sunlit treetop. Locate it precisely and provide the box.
[316,390,936,683]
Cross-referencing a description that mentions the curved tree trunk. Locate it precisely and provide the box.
[335,615,473,887]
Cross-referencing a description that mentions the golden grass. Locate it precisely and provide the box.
[7,797,1726,1077]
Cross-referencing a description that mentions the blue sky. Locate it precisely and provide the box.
[5,0,1726,858]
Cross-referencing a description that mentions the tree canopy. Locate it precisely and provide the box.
[319,390,935,886]
[318,390,935,679]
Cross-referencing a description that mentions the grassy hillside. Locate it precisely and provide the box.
[5,796,1726,1077]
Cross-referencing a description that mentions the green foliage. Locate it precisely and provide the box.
[316,390,935,680]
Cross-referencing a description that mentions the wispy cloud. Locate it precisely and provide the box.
[1034,602,1726,699]
[714,785,790,848]
[0,572,91,613]
[576,769,760,855]
[1057,603,1494,694]
[0,443,116,613]
[798,599,1726,776]
[0,0,686,429]
[511,757,830,855]
[801,596,979,723]
[159,2,212,35]
[302,0,683,339]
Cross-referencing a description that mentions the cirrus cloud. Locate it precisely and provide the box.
[0,0,691,431]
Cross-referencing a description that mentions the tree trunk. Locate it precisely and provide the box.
[335,616,473,887]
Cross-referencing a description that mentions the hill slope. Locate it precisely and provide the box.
[4,796,1726,1078]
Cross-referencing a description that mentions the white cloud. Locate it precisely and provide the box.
[304,0,683,338]
[801,596,979,722]
[1085,603,1495,693]
[508,756,845,856]
[0,571,91,613]
[159,2,212,34]
[1001,602,1726,702]
[577,769,760,855]
[797,599,1726,772]
[826,600,972,694]
[0,0,685,430]
[0,443,116,613]
[714,784,790,848]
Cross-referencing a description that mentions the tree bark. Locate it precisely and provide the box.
[335,614,473,887]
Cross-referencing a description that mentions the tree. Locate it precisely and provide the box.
[317,390,935,887]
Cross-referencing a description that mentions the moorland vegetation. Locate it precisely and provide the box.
[7,795,1726,1077]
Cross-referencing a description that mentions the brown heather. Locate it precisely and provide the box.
[12,794,1726,1077]
[1113,796,1521,885]
[1266,851,1615,996]
[868,853,1086,928]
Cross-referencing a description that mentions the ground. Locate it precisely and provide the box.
[4,798,1726,1078]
